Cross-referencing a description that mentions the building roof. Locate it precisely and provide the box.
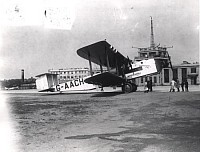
[35,73,58,77]
[173,61,199,68]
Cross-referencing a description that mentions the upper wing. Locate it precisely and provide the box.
[84,72,125,87]
[77,41,129,69]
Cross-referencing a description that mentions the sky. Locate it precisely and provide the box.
[0,0,199,79]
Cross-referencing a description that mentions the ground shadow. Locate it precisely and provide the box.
[40,92,95,96]
[91,92,123,97]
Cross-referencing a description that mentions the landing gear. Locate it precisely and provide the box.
[122,82,137,93]
[123,82,132,93]
[131,83,137,92]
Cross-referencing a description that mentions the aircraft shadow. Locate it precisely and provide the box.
[91,92,123,97]
[39,90,123,97]
[40,92,95,96]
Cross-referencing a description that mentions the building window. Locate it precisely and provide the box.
[164,69,169,83]
[181,68,187,81]
[191,68,196,73]
[64,76,66,79]
[154,76,157,83]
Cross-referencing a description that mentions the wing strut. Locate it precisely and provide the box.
[105,45,110,72]
[88,51,93,76]
[115,53,119,75]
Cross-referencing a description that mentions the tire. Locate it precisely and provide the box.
[122,82,133,93]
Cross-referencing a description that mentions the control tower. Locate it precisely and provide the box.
[134,17,172,69]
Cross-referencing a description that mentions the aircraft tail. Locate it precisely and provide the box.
[35,73,58,92]
[35,73,97,93]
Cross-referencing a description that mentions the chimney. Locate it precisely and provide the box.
[21,69,24,82]
[150,16,155,48]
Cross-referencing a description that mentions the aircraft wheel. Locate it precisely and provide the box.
[123,82,133,93]
[131,83,137,92]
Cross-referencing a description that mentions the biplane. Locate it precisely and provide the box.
[35,40,170,93]
[77,40,169,93]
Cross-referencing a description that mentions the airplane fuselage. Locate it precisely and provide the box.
[55,77,96,92]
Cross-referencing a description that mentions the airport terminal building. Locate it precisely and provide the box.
[136,61,199,86]
[48,68,89,83]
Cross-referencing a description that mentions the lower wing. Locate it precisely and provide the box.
[84,72,125,87]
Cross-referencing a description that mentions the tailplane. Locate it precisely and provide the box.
[35,73,58,92]
[35,73,97,93]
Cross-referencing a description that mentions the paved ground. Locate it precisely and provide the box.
[1,85,200,152]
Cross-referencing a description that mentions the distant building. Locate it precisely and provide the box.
[135,61,199,86]
[48,67,107,83]
[19,83,36,90]
[0,77,36,90]
[164,61,199,85]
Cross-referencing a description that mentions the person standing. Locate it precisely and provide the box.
[147,79,150,92]
[144,80,149,93]
[176,79,180,92]
[170,79,176,92]
[185,80,189,92]
[181,80,185,92]
[149,79,153,92]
